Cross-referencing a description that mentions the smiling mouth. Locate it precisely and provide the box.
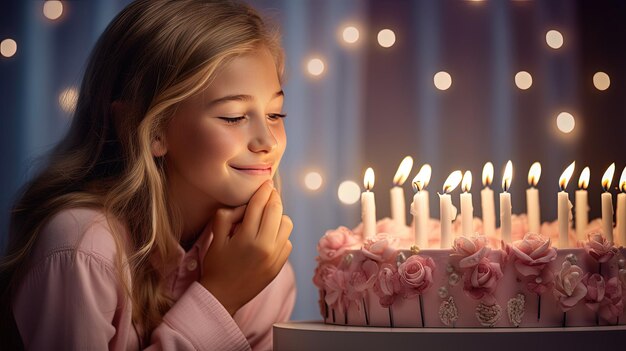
[230,165,272,175]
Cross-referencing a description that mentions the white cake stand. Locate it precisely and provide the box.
[273,321,626,351]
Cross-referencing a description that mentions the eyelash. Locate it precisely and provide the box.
[218,114,287,124]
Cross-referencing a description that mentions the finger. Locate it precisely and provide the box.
[212,205,247,247]
[271,239,292,272]
[240,180,275,237]
[257,189,283,242]
[274,215,293,247]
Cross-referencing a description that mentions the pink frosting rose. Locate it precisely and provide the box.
[313,263,337,289]
[451,235,491,269]
[361,233,399,262]
[462,257,503,303]
[397,255,435,298]
[317,226,358,262]
[506,233,557,277]
[553,261,588,312]
[374,263,401,307]
[584,233,618,263]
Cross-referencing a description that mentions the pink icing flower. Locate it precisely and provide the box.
[317,226,358,262]
[526,267,555,295]
[323,266,350,313]
[553,261,588,312]
[582,273,605,312]
[462,257,503,303]
[451,235,491,269]
[361,233,399,262]
[345,260,379,303]
[313,263,337,289]
[598,277,623,323]
[584,233,618,263]
[373,263,401,307]
[506,233,557,277]
[397,255,435,298]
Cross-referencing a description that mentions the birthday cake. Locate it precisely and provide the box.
[313,216,626,328]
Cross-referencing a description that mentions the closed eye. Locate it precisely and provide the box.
[268,113,287,120]
[218,116,246,124]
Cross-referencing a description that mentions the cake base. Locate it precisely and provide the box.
[273,321,626,351]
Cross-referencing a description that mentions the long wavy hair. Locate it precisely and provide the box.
[0,0,284,346]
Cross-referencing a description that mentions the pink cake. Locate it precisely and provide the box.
[313,216,626,328]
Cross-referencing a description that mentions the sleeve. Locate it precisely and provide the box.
[233,261,297,351]
[13,250,251,351]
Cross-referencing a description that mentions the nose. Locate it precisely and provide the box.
[248,118,277,153]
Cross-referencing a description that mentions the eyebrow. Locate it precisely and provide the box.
[206,90,284,108]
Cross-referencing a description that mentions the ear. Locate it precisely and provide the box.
[151,135,167,157]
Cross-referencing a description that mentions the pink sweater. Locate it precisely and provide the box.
[12,208,296,350]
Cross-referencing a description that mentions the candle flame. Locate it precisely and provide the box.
[411,164,431,192]
[619,167,626,193]
[527,162,541,187]
[502,160,513,192]
[364,167,375,191]
[442,170,462,194]
[482,162,494,186]
[462,171,472,192]
[558,161,576,191]
[578,167,590,190]
[601,163,615,192]
[392,156,413,186]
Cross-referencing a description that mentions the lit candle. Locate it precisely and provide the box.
[390,156,413,227]
[617,166,626,246]
[526,162,542,234]
[460,171,474,236]
[575,167,590,242]
[601,163,616,243]
[500,161,513,243]
[362,167,377,240]
[481,162,496,237]
[412,166,431,248]
[558,162,575,248]
[440,171,462,248]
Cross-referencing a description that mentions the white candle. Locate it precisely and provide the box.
[440,171,462,248]
[412,184,429,248]
[601,163,616,243]
[361,168,377,240]
[390,156,413,227]
[575,167,590,242]
[460,171,473,236]
[500,161,513,243]
[526,162,541,234]
[558,162,575,248]
[617,166,626,246]
[481,162,495,237]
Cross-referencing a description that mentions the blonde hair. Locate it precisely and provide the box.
[0,0,284,346]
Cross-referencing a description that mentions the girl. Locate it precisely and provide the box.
[0,0,295,350]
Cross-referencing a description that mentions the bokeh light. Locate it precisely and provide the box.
[377,29,396,48]
[342,26,360,44]
[304,171,323,191]
[59,87,79,114]
[546,30,564,49]
[338,180,360,205]
[556,112,575,134]
[307,58,325,76]
[1,39,17,58]
[593,72,610,91]
[434,71,452,90]
[43,1,64,20]
[514,71,533,90]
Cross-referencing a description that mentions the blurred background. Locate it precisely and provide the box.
[1,0,625,321]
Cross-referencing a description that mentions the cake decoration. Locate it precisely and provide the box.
[475,302,502,327]
[507,294,526,327]
[439,296,459,326]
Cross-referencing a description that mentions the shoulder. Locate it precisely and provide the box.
[31,207,128,268]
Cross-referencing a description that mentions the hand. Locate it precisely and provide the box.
[200,180,293,316]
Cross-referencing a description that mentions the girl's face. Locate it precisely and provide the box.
[163,47,286,207]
